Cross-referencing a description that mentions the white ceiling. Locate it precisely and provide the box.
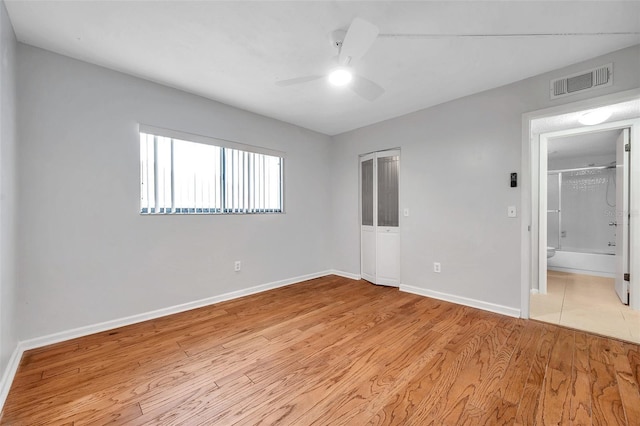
[548,129,619,160]
[5,1,640,135]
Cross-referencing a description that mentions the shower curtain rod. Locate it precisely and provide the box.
[548,164,616,174]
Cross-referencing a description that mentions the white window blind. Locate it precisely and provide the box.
[140,129,283,214]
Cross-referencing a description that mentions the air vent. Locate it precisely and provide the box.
[550,63,613,100]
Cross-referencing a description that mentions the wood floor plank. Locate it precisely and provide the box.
[609,342,640,425]
[474,396,518,426]
[589,334,615,364]
[514,322,559,425]
[467,322,524,410]
[402,325,497,424]
[590,358,626,425]
[240,311,433,425]
[575,331,592,374]
[549,328,575,373]
[293,323,441,425]
[131,371,253,424]
[536,366,572,425]
[426,325,511,423]
[625,342,640,392]
[570,369,592,426]
[2,275,638,425]
[499,321,545,405]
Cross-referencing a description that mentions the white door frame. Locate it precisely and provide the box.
[521,89,640,318]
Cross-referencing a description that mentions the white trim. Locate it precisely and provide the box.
[520,111,533,319]
[138,123,286,158]
[521,88,640,318]
[630,119,640,310]
[0,344,23,410]
[329,270,362,280]
[539,134,549,295]
[530,289,539,295]
[19,270,331,351]
[538,120,639,306]
[400,284,521,318]
[547,266,615,279]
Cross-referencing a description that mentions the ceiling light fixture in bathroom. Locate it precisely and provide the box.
[578,108,612,125]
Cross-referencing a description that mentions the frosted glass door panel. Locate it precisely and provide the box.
[361,159,374,226]
[377,156,399,227]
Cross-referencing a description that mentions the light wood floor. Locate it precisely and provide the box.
[2,276,639,425]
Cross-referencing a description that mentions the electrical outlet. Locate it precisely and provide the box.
[234,261,241,272]
[433,262,441,273]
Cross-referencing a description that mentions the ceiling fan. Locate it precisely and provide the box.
[276,17,385,101]
[276,17,639,101]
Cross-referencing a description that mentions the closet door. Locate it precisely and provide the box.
[360,150,400,287]
[360,154,376,283]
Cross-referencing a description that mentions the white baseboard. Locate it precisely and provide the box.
[329,270,361,280]
[400,284,521,318]
[0,269,335,410]
[530,288,540,295]
[20,270,334,351]
[547,266,615,279]
[0,343,24,411]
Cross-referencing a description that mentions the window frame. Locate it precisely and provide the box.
[139,124,285,215]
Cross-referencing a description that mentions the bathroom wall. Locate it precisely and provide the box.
[547,151,618,277]
[548,154,617,254]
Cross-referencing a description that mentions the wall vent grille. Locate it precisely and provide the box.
[550,63,613,100]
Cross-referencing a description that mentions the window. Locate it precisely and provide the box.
[140,127,283,214]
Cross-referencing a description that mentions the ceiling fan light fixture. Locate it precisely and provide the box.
[578,108,612,125]
[328,68,353,86]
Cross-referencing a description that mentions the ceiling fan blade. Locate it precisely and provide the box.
[338,17,379,66]
[276,75,324,87]
[351,75,385,101]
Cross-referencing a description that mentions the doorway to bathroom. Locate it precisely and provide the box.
[530,125,638,342]
[521,89,640,343]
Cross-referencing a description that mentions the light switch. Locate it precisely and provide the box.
[508,205,517,218]
[403,208,409,217]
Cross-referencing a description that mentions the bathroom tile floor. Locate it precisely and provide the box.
[530,270,640,344]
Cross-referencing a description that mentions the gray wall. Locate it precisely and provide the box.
[16,45,332,340]
[0,0,17,375]
[331,45,640,312]
[10,36,640,341]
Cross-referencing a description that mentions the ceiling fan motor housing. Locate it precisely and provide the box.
[331,29,347,48]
